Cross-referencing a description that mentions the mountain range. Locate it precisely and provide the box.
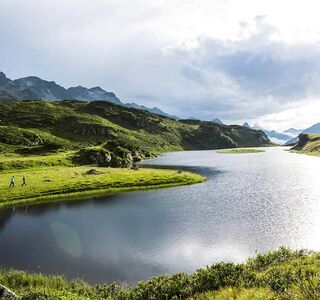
[242,122,304,144]
[242,122,320,145]
[0,71,177,119]
[285,123,320,145]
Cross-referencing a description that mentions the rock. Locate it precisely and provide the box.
[131,164,139,170]
[85,169,102,175]
[0,284,17,300]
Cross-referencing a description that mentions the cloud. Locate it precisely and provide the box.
[161,16,320,125]
[0,0,319,130]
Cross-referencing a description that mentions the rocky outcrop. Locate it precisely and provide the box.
[73,148,113,167]
[0,284,17,300]
[291,134,320,153]
[73,145,148,168]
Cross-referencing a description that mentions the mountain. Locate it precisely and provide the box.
[259,129,291,145]
[250,124,291,144]
[0,72,40,99]
[242,122,251,128]
[212,118,224,125]
[286,123,320,144]
[187,116,200,120]
[13,76,122,104]
[125,102,179,119]
[282,128,303,138]
[0,100,272,167]
[0,90,17,103]
[0,71,177,118]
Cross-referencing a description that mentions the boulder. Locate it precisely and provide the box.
[85,169,102,175]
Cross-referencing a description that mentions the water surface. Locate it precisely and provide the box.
[0,147,319,284]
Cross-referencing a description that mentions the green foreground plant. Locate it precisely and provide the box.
[1,248,320,299]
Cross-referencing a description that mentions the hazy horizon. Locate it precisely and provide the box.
[1,0,319,131]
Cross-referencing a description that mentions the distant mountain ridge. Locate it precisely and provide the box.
[125,102,179,119]
[242,122,319,145]
[0,71,177,119]
[286,123,320,145]
[282,128,303,138]
[241,122,300,144]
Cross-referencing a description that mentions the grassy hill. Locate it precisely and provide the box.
[291,134,320,157]
[0,100,271,169]
[1,247,320,299]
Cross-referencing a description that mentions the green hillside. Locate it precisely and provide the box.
[291,134,320,157]
[0,100,271,169]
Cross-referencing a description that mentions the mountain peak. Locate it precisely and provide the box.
[242,122,251,128]
[89,86,104,92]
[212,118,223,125]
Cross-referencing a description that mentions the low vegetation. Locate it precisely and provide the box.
[1,248,320,299]
[217,148,265,154]
[0,163,204,208]
[291,134,320,157]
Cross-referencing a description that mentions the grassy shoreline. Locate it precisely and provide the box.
[0,165,205,208]
[1,248,319,299]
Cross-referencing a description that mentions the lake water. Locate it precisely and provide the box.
[0,147,319,284]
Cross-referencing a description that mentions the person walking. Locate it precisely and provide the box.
[9,176,15,187]
[22,176,27,186]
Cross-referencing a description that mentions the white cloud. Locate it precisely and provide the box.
[0,0,319,129]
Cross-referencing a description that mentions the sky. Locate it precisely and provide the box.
[0,0,320,131]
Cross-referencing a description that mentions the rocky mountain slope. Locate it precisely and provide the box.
[0,71,177,118]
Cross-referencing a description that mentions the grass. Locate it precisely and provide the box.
[217,148,265,154]
[0,165,205,208]
[0,151,75,170]
[1,248,320,299]
[191,287,276,299]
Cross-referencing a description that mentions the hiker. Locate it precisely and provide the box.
[9,176,15,187]
[22,176,27,186]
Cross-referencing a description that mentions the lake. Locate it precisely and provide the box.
[0,147,319,284]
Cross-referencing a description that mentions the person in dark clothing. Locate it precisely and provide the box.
[22,176,27,186]
[9,176,15,187]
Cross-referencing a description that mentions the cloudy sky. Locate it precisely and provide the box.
[1,0,320,131]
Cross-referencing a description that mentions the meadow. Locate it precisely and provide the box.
[0,162,204,208]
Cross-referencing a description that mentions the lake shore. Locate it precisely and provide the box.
[0,248,319,299]
[0,165,205,208]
